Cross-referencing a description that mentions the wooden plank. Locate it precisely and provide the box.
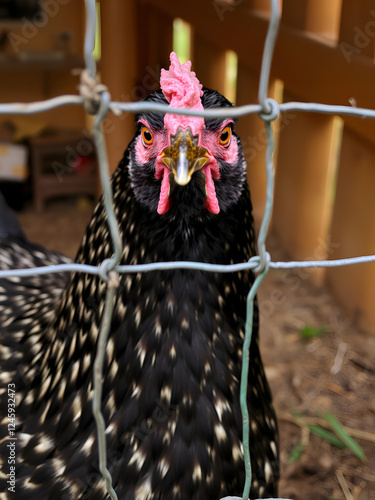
[236,65,282,230]
[272,94,342,282]
[236,63,265,229]
[339,0,375,60]
[246,0,271,14]
[100,2,174,176]
[100,0,138,174]
[272,24,375,145]
[136,2,173,84]
[193,36,227,96]
[141,0,266,76]
[304,0,342,42]
[282,0,342,42]
[282,1,309,31]
[326,128,375,335]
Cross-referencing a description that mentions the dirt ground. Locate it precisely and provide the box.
[17,197,375,500]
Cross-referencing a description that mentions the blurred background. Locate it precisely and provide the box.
[0,0,374,333]
[0,2,374,497]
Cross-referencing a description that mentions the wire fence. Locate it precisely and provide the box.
[1,0,375,499]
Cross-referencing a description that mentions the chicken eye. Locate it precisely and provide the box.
[219,126,232,147]
[141,126,154,147]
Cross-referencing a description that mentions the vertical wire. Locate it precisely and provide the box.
[93,91,123,268]
[256,0,281,271]
[258,0,281,113]
[241,1,281,498]
[84,0,97,78]
[240,120,275,500]
[90,92,121,500]
[240,266,270,500]
[257,120,276,270]
[92,284,119,500]
[84,1,122,498]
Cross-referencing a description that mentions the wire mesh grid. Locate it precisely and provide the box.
[1,0,375,499]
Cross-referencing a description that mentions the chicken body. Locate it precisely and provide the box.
[0,56,278,499]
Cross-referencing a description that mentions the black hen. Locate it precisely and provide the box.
[0,53,278,499]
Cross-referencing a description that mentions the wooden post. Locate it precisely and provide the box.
[326,128,375,335]
[135,2,173,87]
[193,37,227,96]
[236,63,265,229]
[247,0,271,15]
[272,91,342,283]
[282,0,343,41]
[236,64,283,231]
[100,0,137,175]
[339,0,375,60]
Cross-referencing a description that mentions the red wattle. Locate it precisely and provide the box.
[156,161,220,215]
[202,165,220,214]
[157,166,171,214]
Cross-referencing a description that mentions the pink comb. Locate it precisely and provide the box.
[160,52,204,136]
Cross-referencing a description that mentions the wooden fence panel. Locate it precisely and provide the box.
[236,63,266,228]
[193,37,227,97]
[273,97,342,283]
[100,0,138,174]
[326,128,375,333]
[282,0,343,41]
[339,0,375,60]
[236,67,282,229]
[136,3,174,79]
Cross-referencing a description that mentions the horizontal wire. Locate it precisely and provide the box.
[1,95,374,121]
[281,101,375,119]
[270,255,375,268]
[97,100,375,120]
[1,254,375,280]
[0,95,84,114]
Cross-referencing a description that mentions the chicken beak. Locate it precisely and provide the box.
[161,127,210,186]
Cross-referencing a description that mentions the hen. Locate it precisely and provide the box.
[0,53,278,499]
